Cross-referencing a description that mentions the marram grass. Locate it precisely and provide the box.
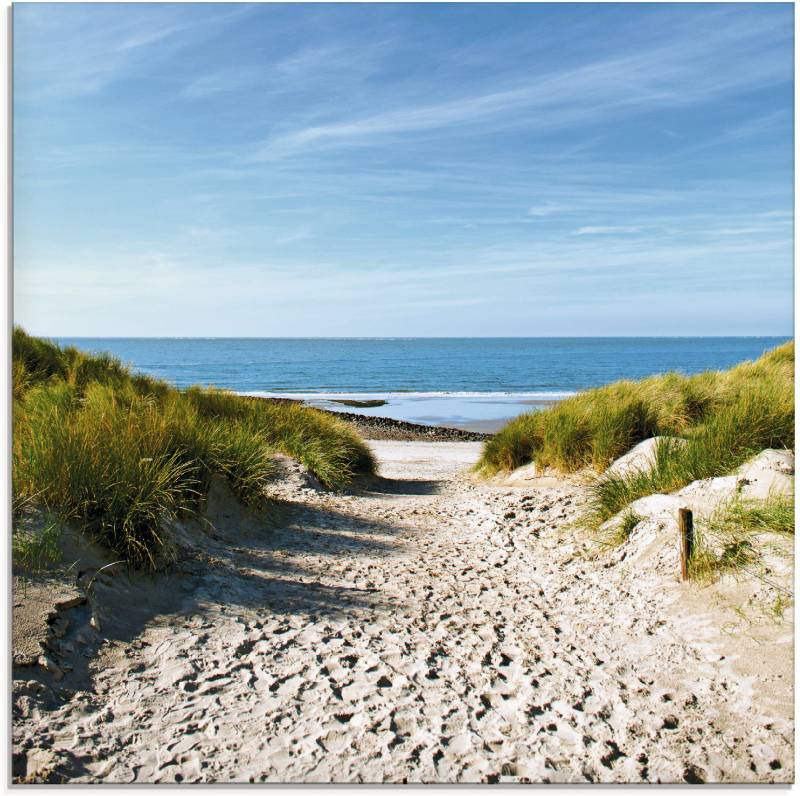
[478,341,794,529]
[12,328,376,567]
[688,492,794,582]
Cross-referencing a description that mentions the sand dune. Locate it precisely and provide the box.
[12,441,793,783]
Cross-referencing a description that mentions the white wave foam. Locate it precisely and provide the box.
[239,390,576,401]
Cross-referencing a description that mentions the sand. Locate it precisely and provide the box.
[12,440,794,783]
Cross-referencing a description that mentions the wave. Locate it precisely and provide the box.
[239,390,576,401]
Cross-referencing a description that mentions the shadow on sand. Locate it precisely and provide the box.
[351,474,443,497]
[14,481,420,697]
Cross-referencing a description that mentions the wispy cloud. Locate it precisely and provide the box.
[252,85,533,159]
[181,67,258,100]
[575,226,644,236]
[276,44,354,77]
[275,227,312,245]
[14,5,254,100]
[250,11,791,160]
[659,109,792,161]
[181,39,392,108]
[12,3,793,335]
[528,202,570,217]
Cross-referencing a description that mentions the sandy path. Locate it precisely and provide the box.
[13,441,793,783]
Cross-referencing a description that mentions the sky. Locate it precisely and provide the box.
[13,2,795,337]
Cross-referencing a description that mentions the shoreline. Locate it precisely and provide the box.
[247,396,494,441]
[322,409,493,441]
[319,398,558,435]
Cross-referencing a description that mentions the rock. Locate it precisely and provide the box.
[605,437,687,478]
[310,407,490,442]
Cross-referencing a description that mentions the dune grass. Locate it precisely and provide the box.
[12,328,376,567]
[688,493,794,582]
[480,341,793,477]
[184,387,376,490]
[607,507,645,547]
[587,376,793,527]
[710,492,795,537]
[479,341,794,528]
[12,517,62,572]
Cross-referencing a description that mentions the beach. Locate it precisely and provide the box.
[12,436,794,783]
[296,395,565,434]
[12,0,796,784]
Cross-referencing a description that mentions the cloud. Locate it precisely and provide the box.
[275,44,353,76]
[660,109,792,161]
[528,202,569,217]
[116,19,198,52]
[14,207,793,335]
[275,227,312,245]
[14,5,255,100]
[574,226,643,235]
[181,67,258,99]
[252,85,533,159]
[250,10,791,160]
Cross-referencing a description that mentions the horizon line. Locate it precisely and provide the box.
[45,334,794,341]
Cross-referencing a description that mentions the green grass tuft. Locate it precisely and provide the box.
[618,508,644,541]
[689,493,794,582]
[12,329,376,566]
[479,340,793,479]
[594,506,645,549]
[12,518,62,572]
[478,341,793,529]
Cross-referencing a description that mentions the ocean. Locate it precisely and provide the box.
[56,337,790,431]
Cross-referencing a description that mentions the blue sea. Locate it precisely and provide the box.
[56,337,790,431]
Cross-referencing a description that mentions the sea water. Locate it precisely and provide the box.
[55,337,789,430]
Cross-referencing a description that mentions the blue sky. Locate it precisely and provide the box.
[13,2,794,336]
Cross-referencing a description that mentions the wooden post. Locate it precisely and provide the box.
[679,508,694,581]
